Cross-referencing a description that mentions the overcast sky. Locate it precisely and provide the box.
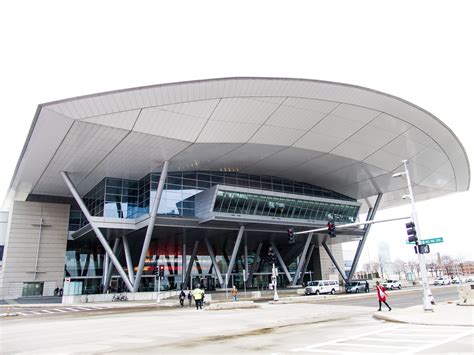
[1,1,472,265]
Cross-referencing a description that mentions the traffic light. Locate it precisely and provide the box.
[158,265,165,277]
[267,247,275,263]
[287,227,295,244]
[153,266,158,275]
[418,244,430,254]
[327,221,336,238]
[406,221,417,243]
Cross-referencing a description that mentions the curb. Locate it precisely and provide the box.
[372,311,473,327]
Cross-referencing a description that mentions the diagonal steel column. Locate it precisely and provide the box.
[61,171,134,292]
[205,237,224,287]
[133,160,169,291]
[271,242,293,282]
[321,241,347,283]
[182,234,186,289]
[247,242,262,287]
[225,226,245,287]
[244,235,248,281]
[184,240,199,288]
[104,238,121,293]
[122,235,134,284]
[348,193,383,281]
[291,233,313,286]
[298,244,315,284]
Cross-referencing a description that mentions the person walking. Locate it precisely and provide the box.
[192,284,204,310]
[187,289,192,307]
[365,280,370,293]
[231,285,238,301]
[179,289,186,308]
[375,281,391,311]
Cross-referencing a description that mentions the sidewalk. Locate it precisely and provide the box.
[373,302,474,326]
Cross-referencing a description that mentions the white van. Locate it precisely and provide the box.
[304,280,340,295]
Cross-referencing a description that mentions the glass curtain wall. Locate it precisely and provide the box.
[213,190,359,223]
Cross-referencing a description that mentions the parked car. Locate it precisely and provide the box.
[383,279,401,290]
[345,280,368,293]
[304,280,340,295]
[451,276,463,284]
[434,277,451,285]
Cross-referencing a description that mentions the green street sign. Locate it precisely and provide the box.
[406,237,444,245]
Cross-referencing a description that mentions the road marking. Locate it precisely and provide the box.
[29,311,42,315]
[400,328,474,354]
[291,325,403,352]
[64,308,81,312]
[74,307,94,310]
[41,310,55,314]
[362,337,431,344]
[16,312,28,316]
[331,343,412,349]
[52,309,67,312]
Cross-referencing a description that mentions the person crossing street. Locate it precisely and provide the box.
[376,281,392,311]
[192,284,205,310]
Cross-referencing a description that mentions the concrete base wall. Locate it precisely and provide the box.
[0,201,69,299]
[61,290,214,304]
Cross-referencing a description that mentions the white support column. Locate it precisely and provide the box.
[292,233,313,286]
[184,240,199,288]
[134,160,169,292]
[298,244,315,284]
[182,235,187,289]
[244,235,248,282]
[225,226,245,288]
[122,235,134,284]
[270,242,293,282]
[104,238,121,293]
[61,171,134,292]
[205,237,224,287]
[247,242,262,287]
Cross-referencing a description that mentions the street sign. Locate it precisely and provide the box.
[406,237,443,245]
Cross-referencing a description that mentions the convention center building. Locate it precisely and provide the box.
[0,77,469,298]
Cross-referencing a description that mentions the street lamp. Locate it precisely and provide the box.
[393,159,433,312]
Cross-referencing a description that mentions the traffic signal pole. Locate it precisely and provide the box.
[400,160,433,312]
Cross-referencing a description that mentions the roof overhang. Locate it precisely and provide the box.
[5,77,470,212]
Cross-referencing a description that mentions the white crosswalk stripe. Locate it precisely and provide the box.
[291,324,472,354]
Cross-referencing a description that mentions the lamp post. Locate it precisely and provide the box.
[272,263,279,301]
[393,159,433,311]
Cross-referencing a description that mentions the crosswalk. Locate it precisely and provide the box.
[291,324,474,354]
[9,305,115,317]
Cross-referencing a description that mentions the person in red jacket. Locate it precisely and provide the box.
[375,281,392,311]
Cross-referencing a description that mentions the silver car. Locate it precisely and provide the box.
[345,281,368,293]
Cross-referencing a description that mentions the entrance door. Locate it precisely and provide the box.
[22,282,44,297]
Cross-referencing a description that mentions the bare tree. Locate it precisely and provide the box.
[393,259,406,279]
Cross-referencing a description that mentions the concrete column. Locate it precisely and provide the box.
[205,237,224,287]
[134,161,169,292]
[298,244,315,284]
[122,235,135,284]
[184,240,199,288]
[104,238,121,293]
[225,226,245,287]
[292,233,313,286]
[270,242,293,282]
[61,171,134,292]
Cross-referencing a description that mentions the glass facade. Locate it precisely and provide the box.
[73,171,356,229]
[213,190,359,223]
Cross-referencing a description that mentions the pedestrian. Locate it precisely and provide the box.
[192,284,204,310]
[375,281,391,311]
[179,289,186,308]
[59,288,63,296]
[54,287,59,296]
[187,289,192,307]
[231,285,238,301]
[365,280,370,293]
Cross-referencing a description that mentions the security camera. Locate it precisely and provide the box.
[402,194,411,200]
[392,172,405,178]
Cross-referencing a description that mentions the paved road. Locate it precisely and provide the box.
[317,285,459,309]
[177,313,473,354]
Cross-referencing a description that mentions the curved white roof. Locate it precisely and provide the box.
[7,77,470,212]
